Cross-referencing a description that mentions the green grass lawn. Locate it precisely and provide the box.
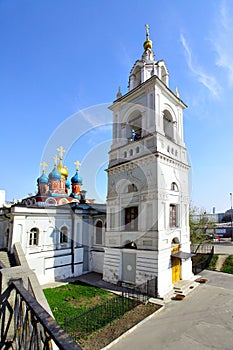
[43,282,114,327]
[221,255,233,274]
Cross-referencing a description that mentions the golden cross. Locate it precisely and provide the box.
[74,160,81,171]
[40,161,48,172]
[145,23,150,40]
[53,155,59,166]
[57,146,66,159]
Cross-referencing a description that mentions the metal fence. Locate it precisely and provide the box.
[134,277,158,298]
[64,277,157,340]
[191,243,213,254]
[0,281,81,350]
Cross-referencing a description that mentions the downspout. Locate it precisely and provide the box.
[71,206,75,274]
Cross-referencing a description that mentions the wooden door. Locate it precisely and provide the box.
[172,257,181,283]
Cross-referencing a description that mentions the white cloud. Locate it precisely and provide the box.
[180,33,221,97]
[212,1,233,84]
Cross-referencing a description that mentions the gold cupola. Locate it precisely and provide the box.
[143,23,153,51]
[56,146,69,179]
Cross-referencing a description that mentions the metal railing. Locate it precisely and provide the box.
[64,277,157,341]
[0,281,81,350]
[191,243,213,254]
[192,246,214,275]
[133,277,158,298]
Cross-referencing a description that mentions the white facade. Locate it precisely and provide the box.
[1,203,106,285]
[103,28,193,297]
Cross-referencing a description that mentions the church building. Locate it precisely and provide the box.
[103,25,193,297]
[0,25,193,298]
[0,147,106,284]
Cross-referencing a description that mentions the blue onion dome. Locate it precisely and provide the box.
[65,179,71,188]
[37,171,49,184]
[49,167,62,181]
[71,171,83,184]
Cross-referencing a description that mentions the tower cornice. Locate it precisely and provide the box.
[110,75,187,110]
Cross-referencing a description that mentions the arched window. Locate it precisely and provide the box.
[128,184,138,193]
[29,228,39,246]
[163,110,174,140]
[171,182,179,191]
[95,220,103,245]
[60,226,68,244]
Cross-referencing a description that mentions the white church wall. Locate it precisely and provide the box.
[103,248,121,283]
[91,250,104,274]
[135,250,158,285]
[157,248,173,296]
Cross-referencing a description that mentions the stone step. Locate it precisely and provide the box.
[173,280,199,297]
[0,250,16,268]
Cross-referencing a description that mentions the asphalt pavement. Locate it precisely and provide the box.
[213,240,233,255]
[110,270,233,350]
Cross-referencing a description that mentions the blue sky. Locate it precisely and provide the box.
[1,0,233,213]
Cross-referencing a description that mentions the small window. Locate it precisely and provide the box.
[169,205,177,227]
[128,184,138,193]
[60,226,68,244]
[124,151,127,158]
[130,149,133,156]
[29,228,39,246]
[136,146,139,153]
[171,182,178,191]
[95,220,103,245]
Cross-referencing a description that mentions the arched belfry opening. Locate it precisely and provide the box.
[163,109,174,140]
[127,113,142,141]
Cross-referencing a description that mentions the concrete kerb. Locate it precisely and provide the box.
[101,303,165,350]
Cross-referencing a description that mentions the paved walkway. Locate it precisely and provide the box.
[42,272,131,294]
[110,270,233,350]
[42,271,233,349]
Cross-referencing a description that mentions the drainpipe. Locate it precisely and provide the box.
[71,205,75,274]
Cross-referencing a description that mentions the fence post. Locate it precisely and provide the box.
[121,292,125,316]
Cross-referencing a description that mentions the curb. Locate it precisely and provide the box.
[101,304,165,350]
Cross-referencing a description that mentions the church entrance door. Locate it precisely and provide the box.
[122,251,136,284]
[172,257,181,283]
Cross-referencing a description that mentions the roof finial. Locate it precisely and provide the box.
[57,146,66,160]
[143,24,153,51]
[116,86,122,99]
[74,160,81,171]
[145,24,150,40]
[53,155,59,166]
[40,161,48,173]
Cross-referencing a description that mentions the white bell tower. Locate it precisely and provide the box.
[103,25,193,297]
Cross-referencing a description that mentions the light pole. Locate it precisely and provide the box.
[230,193,233,241]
